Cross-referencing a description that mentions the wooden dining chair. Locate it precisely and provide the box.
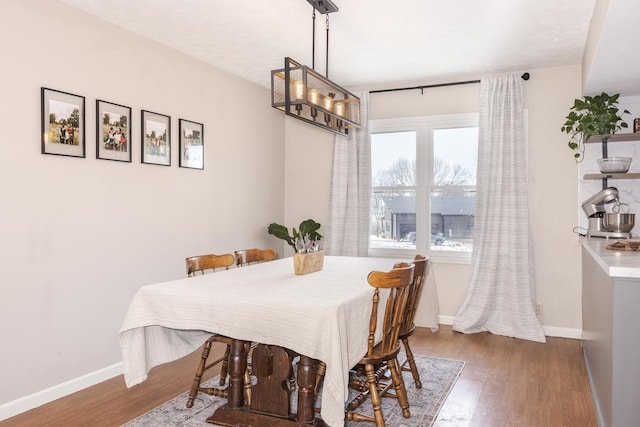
[398,254,429,388]
[186,253,235,276]
[234,248,277,267]
[184,253,239,408]
[345,262,415,427]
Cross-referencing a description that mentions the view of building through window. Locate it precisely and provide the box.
[370,118,478,255]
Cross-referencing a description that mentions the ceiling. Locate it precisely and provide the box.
[57,0,640,95]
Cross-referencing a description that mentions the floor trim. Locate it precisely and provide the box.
[433,315,583,339]
[0,362,123,421]
[543,325,583,339]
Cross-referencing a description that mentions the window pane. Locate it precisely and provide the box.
[431,127,477,252]
[369,117,478,257]
[371,131,416,187]
[370,131,416,250]
[433,127,478,186]
[430,189,474,252]
[370,188,417,249]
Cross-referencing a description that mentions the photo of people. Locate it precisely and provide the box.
[179,119,204,170]
[96,100,131,162]
[144,121,168,156]
[49,100,80,145]
[141,110,171,166]
[41,87,85,157]
[102,119,128,152]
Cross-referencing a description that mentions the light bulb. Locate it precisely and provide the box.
[323,96,333,111]
[334,102,344,117]
[309,89,319,104]
[294,81,304,100]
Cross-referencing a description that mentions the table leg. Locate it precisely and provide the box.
[227,338,248,409]
[208,343,327,427]
[296,355,317,423]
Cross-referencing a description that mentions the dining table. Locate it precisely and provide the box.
[119,255,427,427]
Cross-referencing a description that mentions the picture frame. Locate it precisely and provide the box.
[41,87,85,157]
[179,119,204,170]
[96,100,132,162]
[141,110,171,166]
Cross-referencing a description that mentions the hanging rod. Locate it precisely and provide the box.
[369,72,530,94]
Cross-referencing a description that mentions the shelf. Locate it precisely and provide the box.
[584,173,640,180]
[583,134,640,188]
[585,133,640,143]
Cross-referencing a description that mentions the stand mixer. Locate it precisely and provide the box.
[582,187,633,238]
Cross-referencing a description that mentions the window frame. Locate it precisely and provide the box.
[369,113,479,264]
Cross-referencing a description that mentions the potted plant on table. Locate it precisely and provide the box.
[268,219,324,275]
[561,92,630,162]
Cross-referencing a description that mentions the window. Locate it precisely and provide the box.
[369,113,478,261]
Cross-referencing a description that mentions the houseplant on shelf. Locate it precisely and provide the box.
[268,219,324,275]
[560,92,630,162]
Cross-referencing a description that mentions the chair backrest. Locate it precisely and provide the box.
[366,262,415,358]
[185,253,235,277]
[234,248,277,267]
[400,254,430,335]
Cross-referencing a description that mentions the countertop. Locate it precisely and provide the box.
[582,237,640,278]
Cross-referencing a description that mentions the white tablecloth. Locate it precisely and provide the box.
[119,255,407,427]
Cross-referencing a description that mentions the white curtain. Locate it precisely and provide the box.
[452,75,545,343]
[325,92,370,256]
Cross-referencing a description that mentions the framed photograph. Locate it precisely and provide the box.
[41,87,85,157]
[96,100,132,162]
[179,119,204,170]
[141,110,171,166]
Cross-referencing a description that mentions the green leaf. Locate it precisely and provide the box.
[269,219,322,250]
[267,223,295,248]
[298,219,323,241]
[561,92,629,160]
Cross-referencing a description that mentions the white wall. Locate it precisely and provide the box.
[283,117,335,257]
[582,0,611,91]
[0,0,284,409]
[527,66,584,333]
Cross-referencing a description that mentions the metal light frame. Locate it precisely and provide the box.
[271,57,360,136]
[270,1,361,137]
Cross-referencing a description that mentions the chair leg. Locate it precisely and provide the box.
[314,361,326,396]
[402,337,422,388]
[345,361,397,425]
[366,363,386,427]
[218,344,231,386]
[243,367,252,405]
[186,339,213,408]
[387,358,410,418]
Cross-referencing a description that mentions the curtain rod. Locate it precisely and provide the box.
[369,72,530,94]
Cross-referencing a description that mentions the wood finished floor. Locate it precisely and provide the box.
[1,326,597,427]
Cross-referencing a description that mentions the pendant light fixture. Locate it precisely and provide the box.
[271,0,361,136]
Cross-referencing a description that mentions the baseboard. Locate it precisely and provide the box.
[437,315,455,325]
[434,315,583,340]
[0,362,123,422]
[543,325,582,339]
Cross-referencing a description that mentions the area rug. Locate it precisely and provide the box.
[122,354,464,427]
